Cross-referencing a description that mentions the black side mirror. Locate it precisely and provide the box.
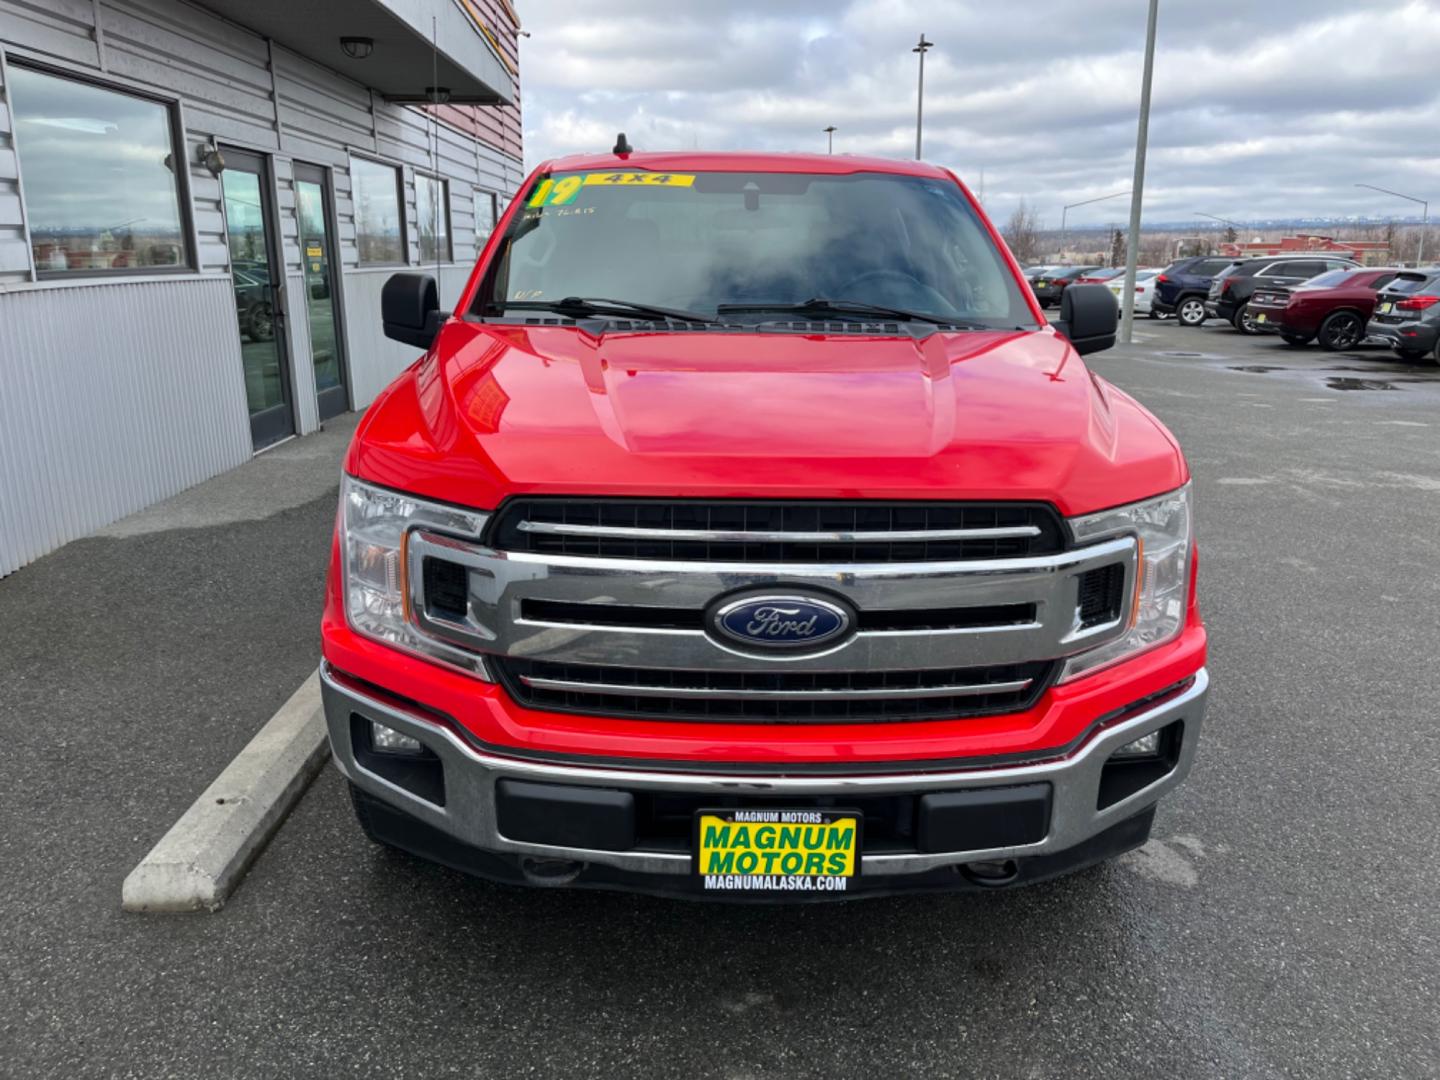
[1052,283,1118,355]
[382,272,448,349]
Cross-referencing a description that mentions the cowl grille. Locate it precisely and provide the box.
[493,657,1055,724]
[489,498,1065,563]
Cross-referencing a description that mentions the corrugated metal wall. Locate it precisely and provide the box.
[0,0,525,575]
[0,278,252,575]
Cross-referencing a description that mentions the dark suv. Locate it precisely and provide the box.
[1367,269,1440,362]
[1207,256,1358,334]
[1152,256,1240,326]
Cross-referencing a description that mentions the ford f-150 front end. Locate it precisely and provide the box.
[320,150,1208,900]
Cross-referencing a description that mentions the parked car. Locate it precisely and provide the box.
[1074,268,1126,285]
[1108,268,1162,317]
[327,150,1207,900]
[1030,265,1103,308]
[1246,267,1409,350]
[1151,256,1240,327]
[1206,256,1359,334]
[1366,269,1440,362]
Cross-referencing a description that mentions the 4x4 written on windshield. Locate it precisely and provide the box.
[528,171,696,207]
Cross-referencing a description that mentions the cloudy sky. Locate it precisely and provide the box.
[516,0,1440,230]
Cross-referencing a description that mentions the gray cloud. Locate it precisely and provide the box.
[519,0,1440,227]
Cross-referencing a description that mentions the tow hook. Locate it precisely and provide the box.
[960,859,1020,887]
[519,857,585,887]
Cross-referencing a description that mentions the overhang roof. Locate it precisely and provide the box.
[199,0,511,104]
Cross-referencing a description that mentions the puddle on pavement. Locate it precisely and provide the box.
[1326,377,1398,392]
[1160,351,1204,357]
[1228,365,1285,373]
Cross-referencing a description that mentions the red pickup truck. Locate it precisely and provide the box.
[320,150,1207,900]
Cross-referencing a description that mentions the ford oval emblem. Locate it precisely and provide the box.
[709,593,853,652]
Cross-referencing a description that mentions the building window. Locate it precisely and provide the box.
[351,157,405,264]
[7,64,189,275]
[475,189,499,240]
[415,173,451,263]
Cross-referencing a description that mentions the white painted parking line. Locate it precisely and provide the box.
[122,671,328,914]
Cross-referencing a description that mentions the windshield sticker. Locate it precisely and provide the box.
[527,172,696,208]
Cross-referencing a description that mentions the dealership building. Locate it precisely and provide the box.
[0,0,524,576]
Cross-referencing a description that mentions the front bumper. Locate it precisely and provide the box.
[322,663,1209,898]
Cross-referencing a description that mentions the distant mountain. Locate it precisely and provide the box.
[1046,214,1427,235]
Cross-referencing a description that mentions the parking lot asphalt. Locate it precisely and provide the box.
[3,325,1439,1079]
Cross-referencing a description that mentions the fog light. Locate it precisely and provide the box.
[1112,730,1162,758]
[370,720,424,755]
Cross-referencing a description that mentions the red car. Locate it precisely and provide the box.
[324,149,1207,900]
[1073,268,1126,286]
[1247,266,1409,350]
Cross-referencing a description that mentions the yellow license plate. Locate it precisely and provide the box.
[1256,313,1267,323]
[1378,302,1393,314]
[696,809,859,893]
[1034,280,1047,288]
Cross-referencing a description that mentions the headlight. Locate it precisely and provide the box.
[1061,484,1193,681]
[341,475,491,679]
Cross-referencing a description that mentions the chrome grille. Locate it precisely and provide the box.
[406,501,1138,726]
[494,657,1055,724]
[488,498,1065,563]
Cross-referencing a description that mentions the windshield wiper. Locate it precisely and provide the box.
[715,297,973,326]
[497,296,715,324]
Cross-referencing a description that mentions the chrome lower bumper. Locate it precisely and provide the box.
[322,664,1209,878]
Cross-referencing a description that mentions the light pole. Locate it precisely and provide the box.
[1356,182,1429,266]
[1119,0,1159,346]
[824,125,836,154]
[913,34,933,160]
[1060,191,1131,256]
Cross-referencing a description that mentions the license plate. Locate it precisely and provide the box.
[1034,280,1047,288]
[695,809,860,893]
[1256,313,1267,323]
[1378,301,1394,315]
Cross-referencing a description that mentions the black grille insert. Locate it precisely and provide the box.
[1076,563,1125,629]
[489,498,1065,563]
[493,657,1055,724]
[422,557,469,621]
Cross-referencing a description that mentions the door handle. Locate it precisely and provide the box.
[271,284,288,319]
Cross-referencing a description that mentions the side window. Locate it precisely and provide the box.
[351,157,406,264]
[1277,260,1325,279]
[8,64,191,275]
[415,173,451,263]
[474,189,499,242]
[1196,258,1231,276]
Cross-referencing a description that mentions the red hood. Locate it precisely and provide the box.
[348,322,1185,517]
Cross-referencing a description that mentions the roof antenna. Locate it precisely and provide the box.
[612,132,633,156]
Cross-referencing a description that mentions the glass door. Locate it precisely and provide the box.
[221,149,294,449]
[294,163,349,421]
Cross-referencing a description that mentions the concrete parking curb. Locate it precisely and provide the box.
[122,671,328,914]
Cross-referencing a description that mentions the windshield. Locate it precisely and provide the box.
[475,170,1035,328]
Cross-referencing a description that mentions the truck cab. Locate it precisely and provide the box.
[321,150,1207,899]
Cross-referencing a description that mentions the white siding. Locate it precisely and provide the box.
[341,268,423,408]
[286,270,320,435]
[0,278,252,576]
